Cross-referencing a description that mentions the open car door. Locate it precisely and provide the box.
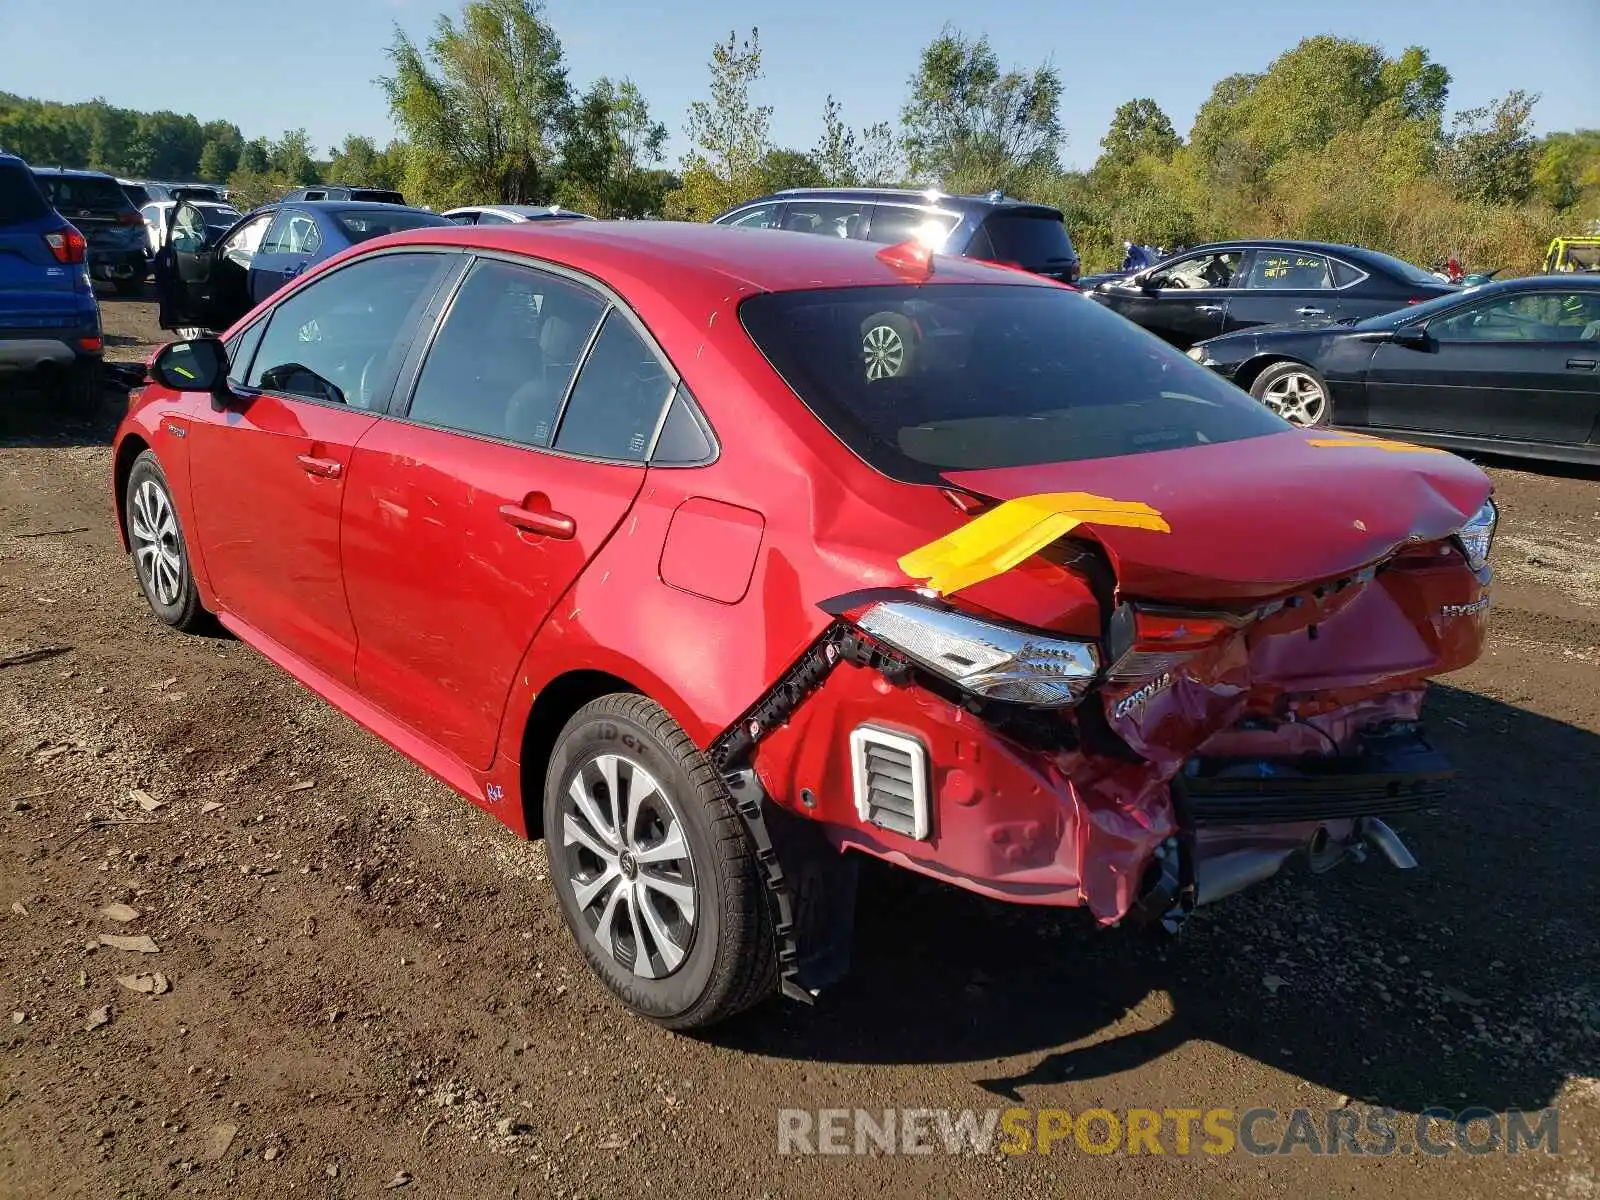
[156,202,265,333]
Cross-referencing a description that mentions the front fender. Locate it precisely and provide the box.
[112,388,214,604]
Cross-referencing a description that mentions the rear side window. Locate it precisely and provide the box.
[976,212,1076,267]
[780,201,865,239]
[407,259,605,445]
[739,284,1286,483]
[33,174,134,212]
[0,162,52,225]
[552,311,675,461]
[248,252,450,408]
[866,205,959,248]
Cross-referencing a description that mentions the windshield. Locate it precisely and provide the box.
[34,174,134,212]
[332,208,451,242]
[1354,288,1476,329]
[741,284,1288,483]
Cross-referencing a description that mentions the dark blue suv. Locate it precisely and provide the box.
[0,154,102,413]
[711,187,1081,284]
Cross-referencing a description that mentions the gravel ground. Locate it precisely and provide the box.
[0,294,1595,1199]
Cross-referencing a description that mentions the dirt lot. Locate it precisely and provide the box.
[2,293,1597,1199]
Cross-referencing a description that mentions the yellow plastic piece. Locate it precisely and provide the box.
[899,492,1170,596]
[1306,434,1447,455]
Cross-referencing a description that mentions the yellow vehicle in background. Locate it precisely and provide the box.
[1544,237,1600,273]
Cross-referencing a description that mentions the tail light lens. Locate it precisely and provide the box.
[44,228,88,264]
[117,210,145,226]
[1105,604,1244,682]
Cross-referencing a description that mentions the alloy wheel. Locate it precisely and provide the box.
[862,323,907,381]
[559,753,698,980]
[129,479,184,606]
[1261,371,1328,426]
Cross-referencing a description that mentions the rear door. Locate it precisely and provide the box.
[0,160,84,331]
[186,250,455,684]
[1222,249,1341,333]
[251,208,322,301]
[1366,288,1600,443]
[863,203,960,250]
[779,199,867,240]
[343,256,671,769]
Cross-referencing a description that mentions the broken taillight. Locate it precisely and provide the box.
[1105,604,1244,682]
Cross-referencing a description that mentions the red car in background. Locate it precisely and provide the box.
[113,222,1497,1029]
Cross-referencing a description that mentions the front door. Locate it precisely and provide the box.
[186,250,455,685]
[1105,250,1245,347]
[1366,288,1600,443]
[343,258,676,769]
[157,206,270,332]
[1221,249,1341,335]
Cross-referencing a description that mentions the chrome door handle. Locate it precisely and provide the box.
[1296,307,1327,316]
[296,454,342,479]
[1567,358,1597,371]
[1194,304,1224,313]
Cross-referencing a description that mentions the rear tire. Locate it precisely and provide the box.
[544,694,775,1030]
[1250,361,1332,428]
[125,451,207,632]
[113,277,142,298]
[56,360,101,420]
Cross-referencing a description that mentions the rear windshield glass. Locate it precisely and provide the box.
[979,212,1076,266]
[0,162,52,225]
[1357,248,1441,287]
[33,174,134,211]
[740,284,1287,482]
[331,208,450,242]
[351,190,405,205]
[199,205,241,228]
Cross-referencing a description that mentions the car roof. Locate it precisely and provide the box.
[716,187,1064,219]
[1482,273,1600,292]
[376,219,1059,293]
[30,166,119,180]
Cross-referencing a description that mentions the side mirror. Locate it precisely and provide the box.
[150,337,228,392]
[1390,324,1431,349]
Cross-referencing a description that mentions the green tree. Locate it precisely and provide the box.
[900,26,1062,194]
[813,96,858,186]
[856,121,906,186]
[270,128,319,185]
[760,148,825,192]
[556,77,668,216]
[380,0,571,204]
[328,134,382,185]
[1098,99,1180,167]
[238,138,271,175]
[1445,90,1539,205]
[663,28,772,220]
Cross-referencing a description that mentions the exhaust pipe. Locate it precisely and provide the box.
[1194,849,1289,906]
[1356,817,1418,870]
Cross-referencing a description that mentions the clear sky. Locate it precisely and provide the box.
[2,0,1596,171]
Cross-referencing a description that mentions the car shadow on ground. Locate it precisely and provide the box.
[713,684,1599,1116]
[0,382,128,450]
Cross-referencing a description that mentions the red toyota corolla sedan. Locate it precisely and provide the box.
[113,221,1497,1029]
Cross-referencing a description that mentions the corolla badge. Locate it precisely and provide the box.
[1113,672,1174,720]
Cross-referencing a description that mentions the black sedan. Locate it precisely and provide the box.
[1188,275,1600,465]
[1085,240,1457,348]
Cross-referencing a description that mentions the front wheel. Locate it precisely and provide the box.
[544,694,775,1030]
[1251,361,1332,427]
[125,451,207,631]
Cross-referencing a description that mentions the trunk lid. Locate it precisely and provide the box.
[940,429,1491,602]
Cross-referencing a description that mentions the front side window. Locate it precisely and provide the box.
[1431,291,1600,341]
[407,259,606,445]
[780,201,865,239]
[247,252,450,409]
[221,213,272,267]
[475,210,513,225]
[552,311,675,461]
[1152,251,1242,290]
[740,283,1287,483]
[1246,251,1332,290]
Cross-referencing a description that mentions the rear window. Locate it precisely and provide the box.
[351,190,406,205]
[331,208,451,243]
[0,162,52,225]
[740,284,1287,483]
[1356,248,1441,287]
[33,173,134,212]
[975,212,1076,267]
